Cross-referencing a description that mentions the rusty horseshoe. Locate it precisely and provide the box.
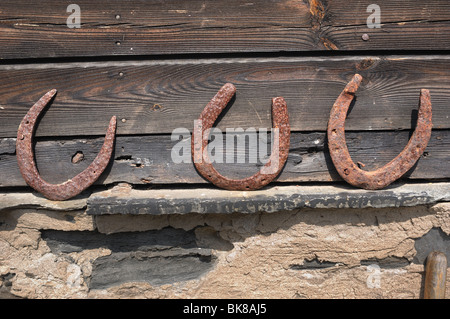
[192,83,290,190]
[327,74,432,190]
[16,89,117,201]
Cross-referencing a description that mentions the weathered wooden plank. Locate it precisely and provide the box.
[1,130,448,187]
[1,0,450,59]
[1,56,450,138]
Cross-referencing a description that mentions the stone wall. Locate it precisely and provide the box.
[1,202,449,299]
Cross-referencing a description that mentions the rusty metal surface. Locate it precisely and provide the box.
[192,83,290,190]
[16,89,116,201]
[424,251,447,299]
[327,74,432,190]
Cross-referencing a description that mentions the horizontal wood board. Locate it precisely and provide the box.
[1,56,450,138]
[0,130,448,187]
[0,1,448,191]
[1,0,450,59]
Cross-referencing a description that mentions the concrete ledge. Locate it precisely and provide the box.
[1,182,448,215]
[85,182,450,215]
[0,191,88,212]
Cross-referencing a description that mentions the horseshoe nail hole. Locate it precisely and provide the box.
[343,168,350,175]
[71,151,84,164]
[331,129,337,135]
[423,152,429,157]
[25,120,30,124]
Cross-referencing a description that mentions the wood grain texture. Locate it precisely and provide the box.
[0,130,447,187]
[1,56,450,138]
[1,0,450,59]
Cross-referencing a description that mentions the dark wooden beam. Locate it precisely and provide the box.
[1,130,447,187]
[1,0,450,59]
[1,56,450,138]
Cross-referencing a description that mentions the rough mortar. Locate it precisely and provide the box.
[0,203,449,299]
